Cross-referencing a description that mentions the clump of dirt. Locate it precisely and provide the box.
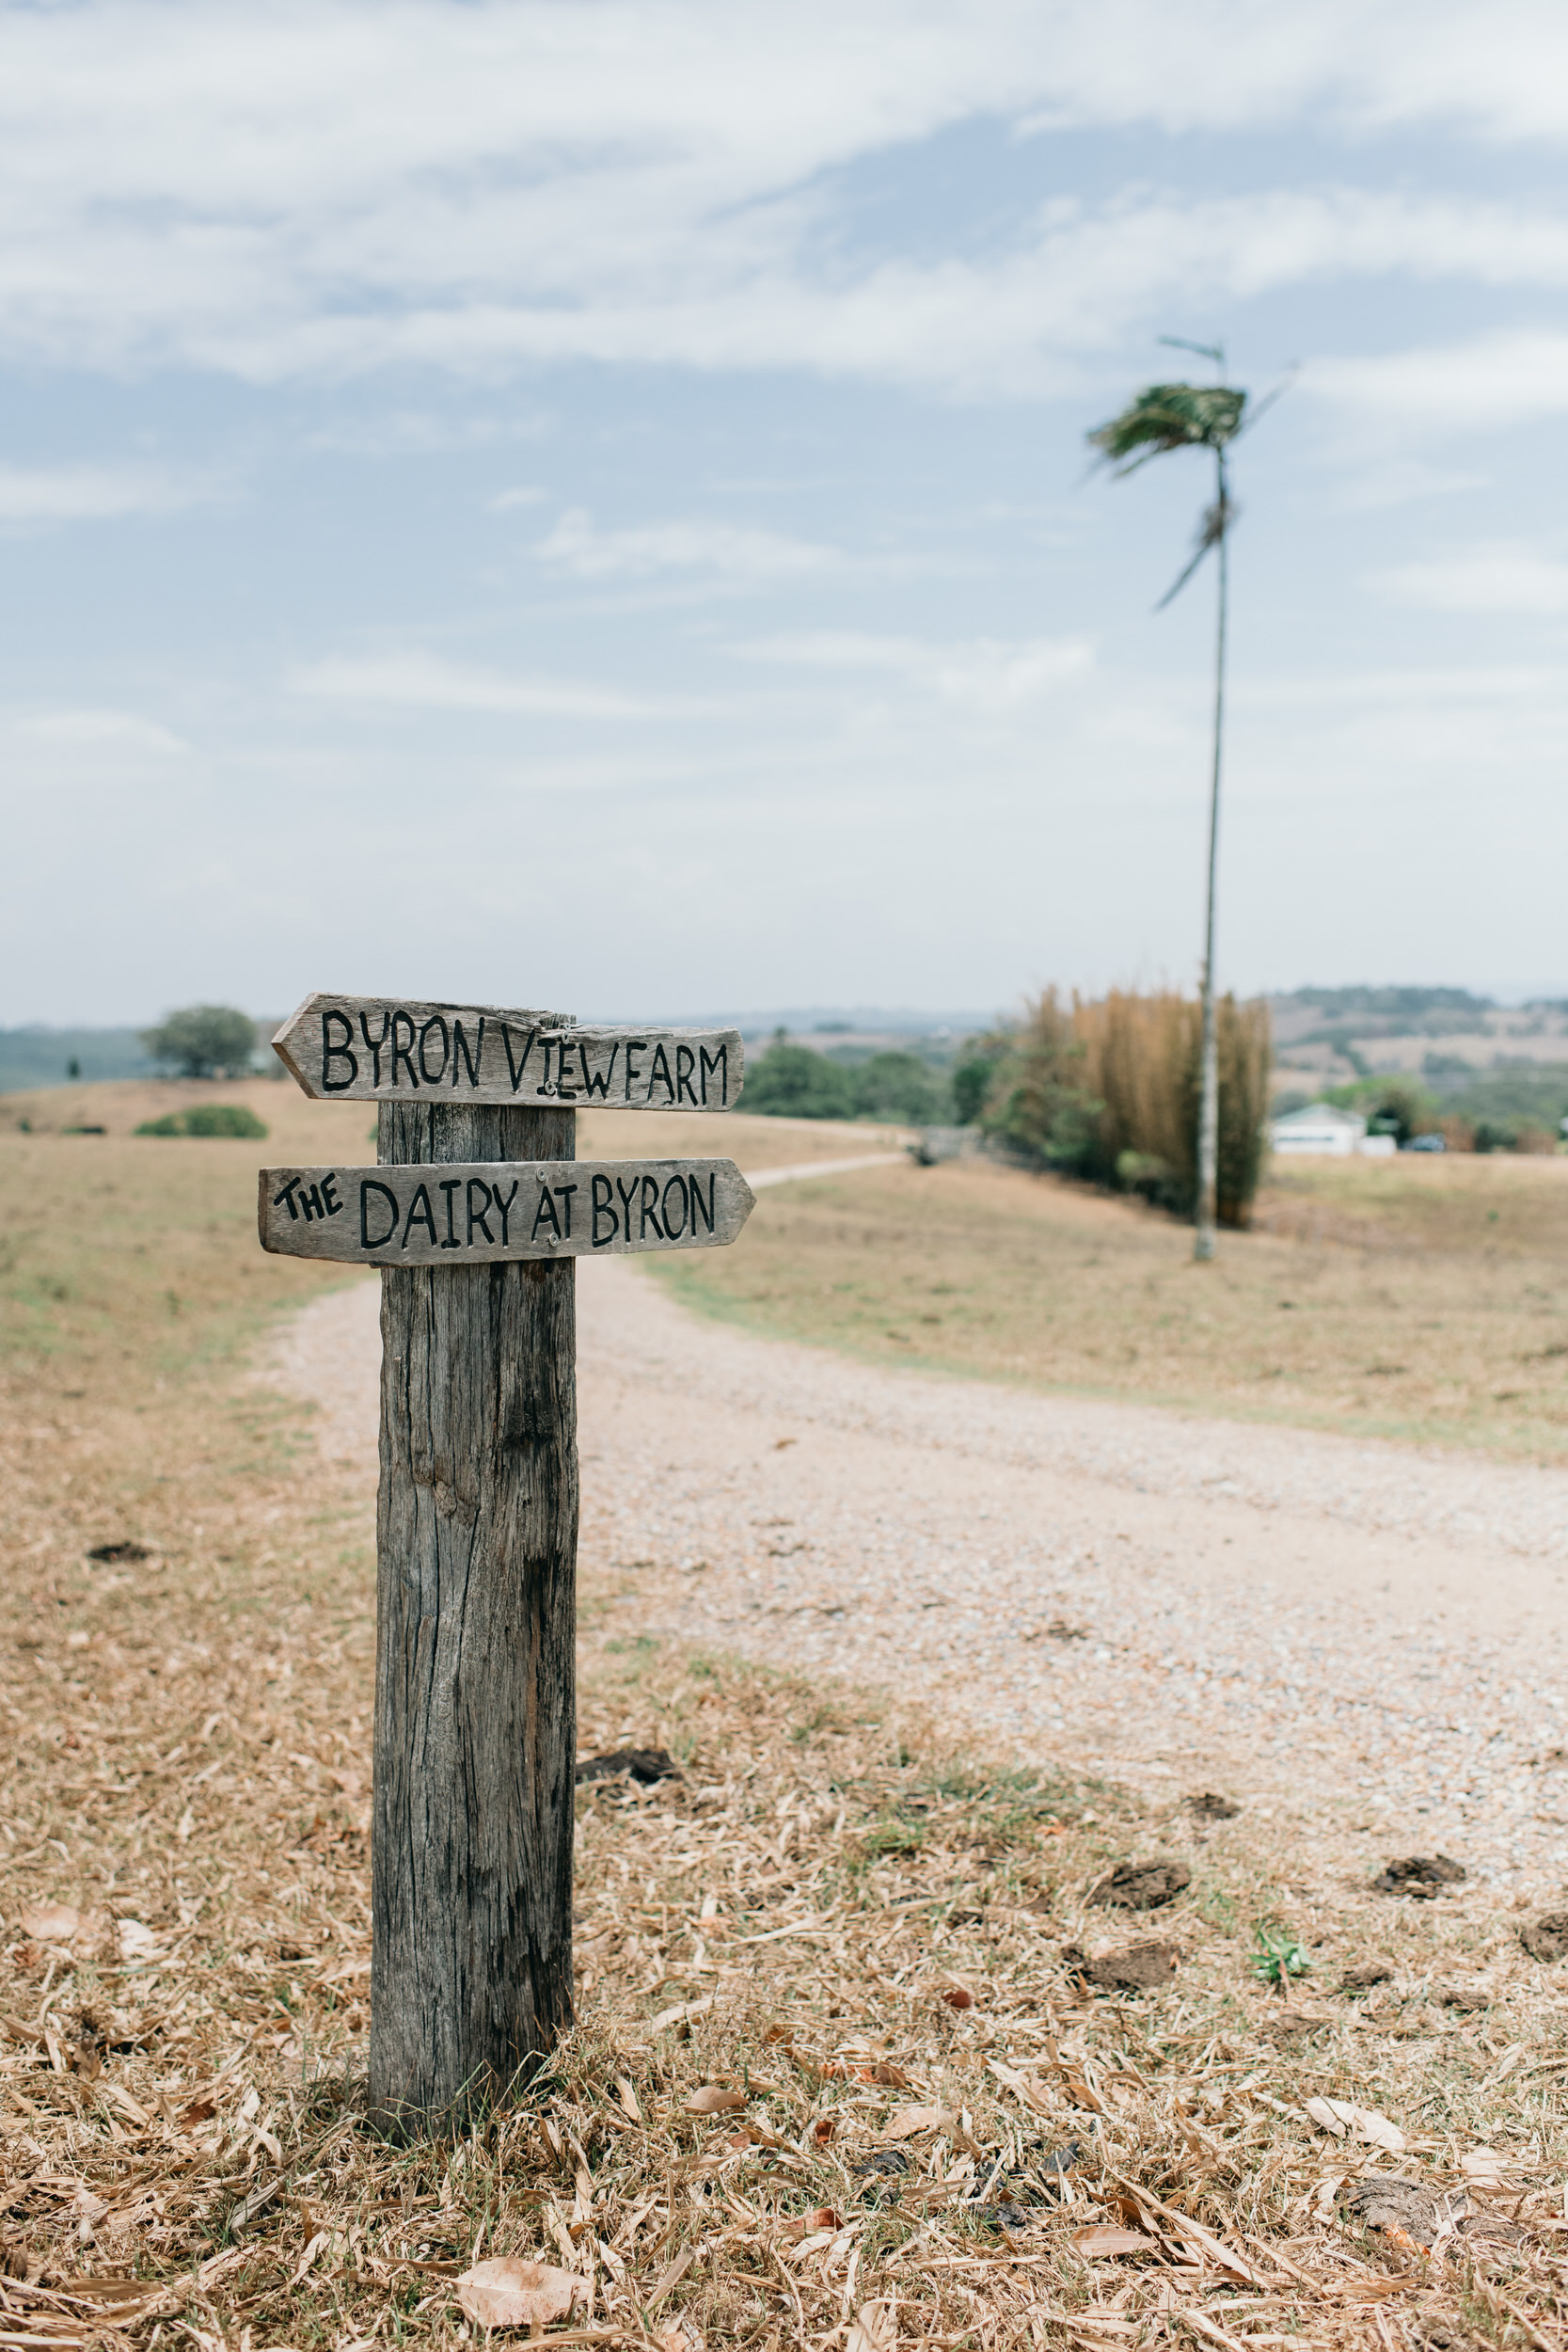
[1089,1859,1191,1911]
[1440,1980,1492,2012]
[1185,1791,1240,1820]
[1519,1910,1568,1962]
[574,1745,679,1787]
[1064,1940,1180,1992]
[1338,1960,1395,1991]
[87,1541,150,1564]
[1370,1854,1466,1899]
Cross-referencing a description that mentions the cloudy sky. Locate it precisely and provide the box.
[4,0,1567,1025]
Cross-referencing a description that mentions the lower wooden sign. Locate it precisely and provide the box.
[258,1158,754,1263]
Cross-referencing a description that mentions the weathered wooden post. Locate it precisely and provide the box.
[262,994,750,2130]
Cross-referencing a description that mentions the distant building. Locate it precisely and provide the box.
[1269,1102,1394,1157]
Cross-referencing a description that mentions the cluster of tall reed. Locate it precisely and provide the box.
[979,986,1273,1229]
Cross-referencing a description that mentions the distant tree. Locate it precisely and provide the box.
[852,1051,945,1124]
[1324,1077,1437,1147]
[743,1032,857,1120]
[66,1057,81,1081]
[1088,341,1287,1263]
[140,1004,257,1078]
[951,1040,1011,1126]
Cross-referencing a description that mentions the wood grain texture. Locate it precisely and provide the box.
[273,993,743,1109]
[258,1158,754,1263]
[370,1092,578,2131]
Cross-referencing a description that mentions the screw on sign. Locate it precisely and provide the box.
[261,993,753,2134]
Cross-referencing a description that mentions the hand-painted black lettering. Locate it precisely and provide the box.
[623,1040,645,1103]
[321,1171,343,1216]
[360,1179,398,1248]
[493,1179,520,1245]
[647,1042,674,1104]
[451,1015,485,1088]
[674,1043,697,1105]
[401,1184,437,1248]
[699,1043,728,1106]
[359,1009,391,1087]
[321,1009,358,1093]
[300,1182,325,1222]
[272,1175,303,1220]
[553,1183,578,1237]
[419,1016,451,1086]
[662,1173,689,1236]
[390,1009,419,1089]
[501,1024,536,1093]
[689,1171,716,1234]
[438,1177,462,1247]
[465,1178,495,1245]
[579,1040,616,1099]
[535,1038,556,1097]
[592,1173,617,1246]
[531,1186,562,1243]
[616,1173,639,1237]
[639,1173,665,1239]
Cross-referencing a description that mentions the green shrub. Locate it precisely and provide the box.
[743,1035,857,1120]
[951,1045,1009,1125]
[851,1050,947,1124]
[135,1104,268,1139]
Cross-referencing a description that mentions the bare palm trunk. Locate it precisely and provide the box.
[1193,444,1227,1263]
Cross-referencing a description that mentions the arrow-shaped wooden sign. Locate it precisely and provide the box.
[272,993,743,1108]
[261,982,764,2136]
[259,1157,754,1263]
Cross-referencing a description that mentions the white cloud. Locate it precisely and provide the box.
[743,628,1093,710]
[0,463,201,524]
[18,709,187,751]
[1371,546,1568,614]
[1312,331,1568,431]
[293,648,713,720]
[5,5,1568,392]
[534,508,856,580]
[492,485,547,511]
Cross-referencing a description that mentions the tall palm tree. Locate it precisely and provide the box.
[1087,340,1247,1263]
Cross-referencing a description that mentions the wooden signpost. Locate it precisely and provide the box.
[261,993,752,2132]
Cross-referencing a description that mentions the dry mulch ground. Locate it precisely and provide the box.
[5,1102,1568,2348]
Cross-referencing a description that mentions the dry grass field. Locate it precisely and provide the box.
[5,1085,1568,2351]
[654,1148,1568,1462]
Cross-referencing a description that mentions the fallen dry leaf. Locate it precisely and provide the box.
[882,2105,956,2140]
[795,2207,840,2235]
[1462,2148,1509,2189]
[846,2303,896,2352]
[654,2321,704,2352]
[455,2258,584,2331]
[116,1920,161,1963]
[21,1902,81,1942]
[683,2084,746,2114]
[940,1985,975,2010]
[1072,2226,1153,2257]
[1304,2096,1406,2153]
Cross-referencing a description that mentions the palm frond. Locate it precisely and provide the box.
[1087,381,1246,471]
[1153,490,1238,611]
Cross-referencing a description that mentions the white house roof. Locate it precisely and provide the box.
[1271,1101,1367,1133]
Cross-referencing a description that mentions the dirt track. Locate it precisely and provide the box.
[271,1218,1568,1896]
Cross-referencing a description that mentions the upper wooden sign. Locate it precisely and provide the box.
[273,993,744,1110]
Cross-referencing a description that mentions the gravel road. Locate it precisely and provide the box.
[271,1207,1568,1894]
